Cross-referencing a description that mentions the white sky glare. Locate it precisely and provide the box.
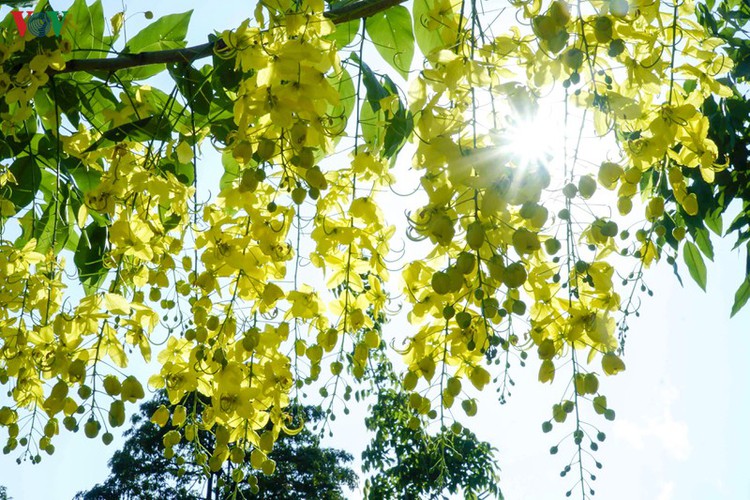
[1,1,749,499]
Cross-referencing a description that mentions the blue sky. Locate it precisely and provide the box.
[1,1,749,498]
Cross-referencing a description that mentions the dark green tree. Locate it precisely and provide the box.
[363,388,502,500]
[75,392,357,500]
[361,349,502,500]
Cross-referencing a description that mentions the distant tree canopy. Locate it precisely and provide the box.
[362,388,501,499]
[76,393,358,500]
[0,0,748,498]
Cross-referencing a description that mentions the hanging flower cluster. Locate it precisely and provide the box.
[0,0,736,493]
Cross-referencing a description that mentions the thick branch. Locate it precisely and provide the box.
[59,43,216,74]
[55,0,406,75]
[324,0,405,24]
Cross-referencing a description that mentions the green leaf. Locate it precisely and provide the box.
[328,18,360,49]
[365,6,414,80]
[352,53,389,111]
[158,157,194,186]
[76,81,119,130]
[52,79,82,128]
[670,258,684,287]
[64,158,102,195]
[350,56,412,158]
[694,227,715,261]
[381,75,413,159]
[209,118,237,145]
[360,98,384,150]
[62,0,105,60]
[124,11,192,53]
[727,211,749,234]
[219,150,241,191]
[64,209,81,252]
[0,156,41,213]
[159,206,182,232]
[3,115,37,156]
[326,67,356,138]
[84,115,173,152]
[168,63,213,116]
[683,241,707,291]
[138,86,186,129]
[34,197,70,255]
[121,10,192,80]
[683,79,698,94]
[74,223,108,295]
[413,0,444,56]
[0,138,12,161]
[704,206,724,236]
[33,88,56,131]
[211,34,245,93]
[38,167,60,202]
[731,277,750,317]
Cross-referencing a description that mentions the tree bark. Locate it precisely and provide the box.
[205,471,213,500]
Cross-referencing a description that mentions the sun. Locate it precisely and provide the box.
[500,111,566,170]
[489,95,618,189]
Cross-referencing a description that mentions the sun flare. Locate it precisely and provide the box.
[501,113,566,170]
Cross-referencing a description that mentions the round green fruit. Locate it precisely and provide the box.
[84,419,100,439]
[291,187,307,205]
[578,175,597,199]
[544,238,562,255]
[466,221,485,250]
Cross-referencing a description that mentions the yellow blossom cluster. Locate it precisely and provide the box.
[397,0,730,430]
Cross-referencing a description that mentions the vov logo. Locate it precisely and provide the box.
[11,10,70,37]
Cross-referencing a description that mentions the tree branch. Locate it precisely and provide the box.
[55,0,406,75]
[324,0,405,24]
[58,42,216,74]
